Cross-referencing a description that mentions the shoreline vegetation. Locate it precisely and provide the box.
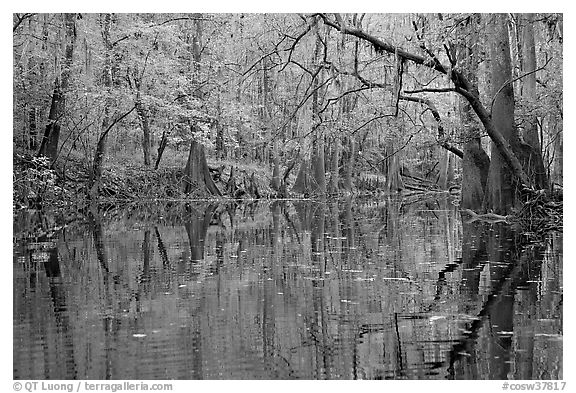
[13,13,563,244]
[13,146,562,245]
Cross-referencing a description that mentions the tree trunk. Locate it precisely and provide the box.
[37,85,62,162]
[89,127,108,199]
[271,142,281,194]
[136,97,151,167]
[552,116,562,187]
[461,138,490,209]
[88,13,113,199]
[292,159,311,195]
[519,13,548,190]
[328,137,339,195]
[484,14,522,214]
[343,136,355,191]
[438,149,450,189]
[311,134,326,196]
[28,107,37,150]
[215,68,225,159]
[181,13,220,197]
[457,14,491,210]
[183,139,222,196]
[328,33,347,195]
[227,166,238,196]
[154,129,168,170]
[37,13,76,164]
[384,140,404,192]
[309,28,326,197]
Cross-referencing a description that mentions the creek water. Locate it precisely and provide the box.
[13,197,562,380]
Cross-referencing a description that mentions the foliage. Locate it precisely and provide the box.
[13,153,67,209]
[13,13,562,203]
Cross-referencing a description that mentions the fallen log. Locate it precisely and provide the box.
[460,208,508,224]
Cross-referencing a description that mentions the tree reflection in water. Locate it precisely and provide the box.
[13,198,562,379]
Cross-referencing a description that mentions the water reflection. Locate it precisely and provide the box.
[13,198,562,379]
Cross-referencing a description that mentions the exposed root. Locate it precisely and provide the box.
[514,189,563,239]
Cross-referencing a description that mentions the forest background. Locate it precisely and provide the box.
[11,10,565,229]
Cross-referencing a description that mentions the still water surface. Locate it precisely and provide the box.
[13,198,562,379]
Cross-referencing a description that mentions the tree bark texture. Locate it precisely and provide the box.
[461,139,490,210]
[292,159,311,195]
[183,139,222,196]
[519,14,548,190]
[484,14,522,214]
[457,14,490,210]
[37,86,62,162]
[384,140,404,192]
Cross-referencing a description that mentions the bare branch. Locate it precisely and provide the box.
[404,87,457,94]
[98,106,137,141]
[318,85,371,115]
[13,13,35,33]
[318,13,449,75]
[490,55,553,114]
[111,15,212,47]
[412,18,448,73]
[350,113,395,135]
[399,95,463,158]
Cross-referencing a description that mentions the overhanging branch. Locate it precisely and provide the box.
[400,95,463,159]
